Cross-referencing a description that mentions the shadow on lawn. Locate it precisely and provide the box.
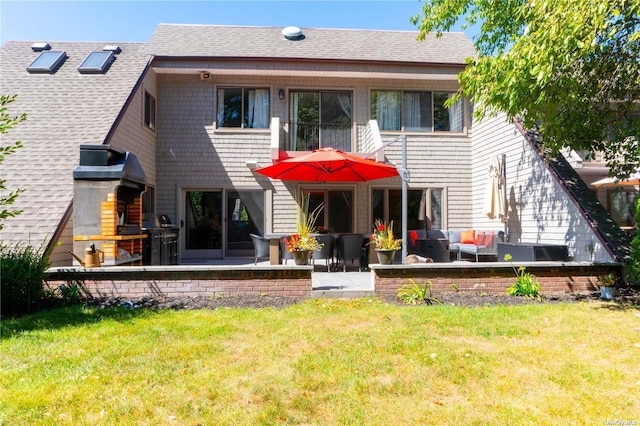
[591,287,640,312]
[0,303,157,340]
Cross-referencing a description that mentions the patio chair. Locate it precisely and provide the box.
[336,234,366,272]
[250,233,270,265]
[280,238,294,265]
[312,234,335,272]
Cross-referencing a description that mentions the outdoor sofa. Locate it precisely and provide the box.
[409,229,505,262]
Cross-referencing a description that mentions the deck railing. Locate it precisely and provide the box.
[288,122,352,152]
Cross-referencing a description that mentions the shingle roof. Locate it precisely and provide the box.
[0,41,149,248]
[147,24,476,65]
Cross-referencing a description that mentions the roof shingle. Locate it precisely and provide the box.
[147,24,476,65]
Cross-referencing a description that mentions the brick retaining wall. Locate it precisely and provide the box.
[45,262,622,300]
[373,262,622,297]
[46,266,313,298]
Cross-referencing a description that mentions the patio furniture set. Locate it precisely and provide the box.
[252,233,370,271]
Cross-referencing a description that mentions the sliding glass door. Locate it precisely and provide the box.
[226,190,265,256]
[304,189,354,233]
[184,190,223,259]
[182,189,264,259]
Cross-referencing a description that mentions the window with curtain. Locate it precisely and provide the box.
[434,93,463,131]
[372,90,463,132]
[217,87,270,129]
[290,91,352,151]
[304,189,353,233]
[372,188,444,234]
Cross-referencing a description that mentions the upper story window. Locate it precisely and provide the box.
[290,90,352,151]
[371,90,463,132]
[217,87,270,129]
[144,91,156,131]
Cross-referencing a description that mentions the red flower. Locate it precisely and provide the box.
[377,224,385,232]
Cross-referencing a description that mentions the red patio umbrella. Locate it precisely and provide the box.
[255,147,399,182]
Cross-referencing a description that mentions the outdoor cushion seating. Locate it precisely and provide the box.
[407,229,505,262]
[430,229,504,261]
[336,234,366,272]
[250,233,270,265]
[312,234,335,272]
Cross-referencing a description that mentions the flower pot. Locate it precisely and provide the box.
[375,249,396,265]
[292,250,311,265]
[600,286,615,300]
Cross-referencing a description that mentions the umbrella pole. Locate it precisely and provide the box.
[502,153,508,240]
[402,135,408,262]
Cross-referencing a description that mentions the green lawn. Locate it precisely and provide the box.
[1,298,639,425]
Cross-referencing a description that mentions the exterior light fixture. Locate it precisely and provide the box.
[279,89,284,99]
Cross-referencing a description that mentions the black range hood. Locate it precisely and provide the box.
[73,144,146,190]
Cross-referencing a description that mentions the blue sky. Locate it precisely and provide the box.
[0,0,478,44]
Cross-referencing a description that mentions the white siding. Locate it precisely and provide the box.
[471,113,614,262]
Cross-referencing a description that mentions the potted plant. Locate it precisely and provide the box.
[598,272,616,300]
[370,219,402,264]
[286,195,323,265]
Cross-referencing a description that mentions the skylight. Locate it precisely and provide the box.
[78,51,115,74]
[27,51,66,73]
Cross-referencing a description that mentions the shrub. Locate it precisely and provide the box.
[503,254,541,299]
[58,281,83,306]
[396,279,441,305]
[0,242,51,317]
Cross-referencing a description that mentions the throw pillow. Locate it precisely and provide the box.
[461,229,475,244]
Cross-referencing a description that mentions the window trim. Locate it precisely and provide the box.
[143,90,156,132]
[370,89,465,134]
[216,86,271,130]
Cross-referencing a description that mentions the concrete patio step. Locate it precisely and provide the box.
[311,289,376,298]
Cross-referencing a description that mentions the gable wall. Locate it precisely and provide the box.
[470,113,614,262]
[108,69,158,187]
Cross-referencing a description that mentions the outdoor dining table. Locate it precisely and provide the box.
[264,233,291,265]
[264,232,373,267]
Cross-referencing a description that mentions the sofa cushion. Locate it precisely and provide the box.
[461,230,475,244]
[448,230,461,244]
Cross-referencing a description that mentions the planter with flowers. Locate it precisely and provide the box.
[598,272,616,300]
[370,219,402,265]
[286,196,323,265]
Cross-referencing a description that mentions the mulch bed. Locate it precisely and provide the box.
[78,287,640,311]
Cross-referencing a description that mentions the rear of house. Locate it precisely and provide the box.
[0,24,624,266]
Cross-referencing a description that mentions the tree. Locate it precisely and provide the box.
[412,0,640,178]
[0,94,27,230]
